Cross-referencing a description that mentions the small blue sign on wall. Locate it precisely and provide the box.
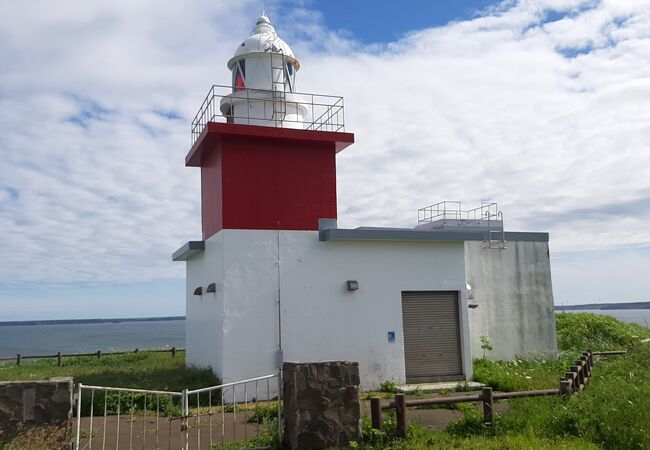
[387,331,396,343]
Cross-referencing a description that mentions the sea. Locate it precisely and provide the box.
[0,318,185,357]
[557,309,650,327]
[1,310,649,358]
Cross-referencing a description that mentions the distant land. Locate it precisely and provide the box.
[0,316,185,327]
[555,301,650,311]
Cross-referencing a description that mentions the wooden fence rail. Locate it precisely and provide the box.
[371,349,626,438]
[0,347,184,366]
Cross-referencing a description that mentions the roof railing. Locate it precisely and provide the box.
[190,84,345,144]
[417,201,500,224]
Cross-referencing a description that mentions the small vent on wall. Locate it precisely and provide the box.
[346,280,359,291]
[193,287,203,296]
[206,283,216,293]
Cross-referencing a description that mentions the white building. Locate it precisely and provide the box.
[173,13,557,390]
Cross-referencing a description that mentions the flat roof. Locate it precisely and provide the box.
[172,241,205,261]
[319,227,549,243]
[172,227,548,261]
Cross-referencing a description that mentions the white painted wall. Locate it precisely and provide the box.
[277,232,471,390]
[184,229,471,390]
[185,233,223,374]
[465,241,558,361]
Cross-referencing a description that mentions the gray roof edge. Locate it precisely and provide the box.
[319,228,549,243]
[172,241,205,261]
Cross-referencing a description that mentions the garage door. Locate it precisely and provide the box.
[401,291,464,383]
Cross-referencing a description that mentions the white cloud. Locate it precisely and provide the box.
[1,0,650,306]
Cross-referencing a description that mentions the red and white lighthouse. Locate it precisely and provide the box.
[174,13,556,390]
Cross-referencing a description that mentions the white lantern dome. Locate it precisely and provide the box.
[227,13,300,72]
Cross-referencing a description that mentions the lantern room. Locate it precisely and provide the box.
[220,13,306,128]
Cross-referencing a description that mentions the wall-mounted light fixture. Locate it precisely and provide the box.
[346,280,359,291]
[468,303,479,309]
[193,287,203,296]
[466,283,474,300]
[206,283,216,293]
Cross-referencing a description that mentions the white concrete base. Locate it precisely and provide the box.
[185,229,472,391]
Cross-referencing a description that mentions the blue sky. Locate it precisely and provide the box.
[297,0,497,43]
[1,0,650,320]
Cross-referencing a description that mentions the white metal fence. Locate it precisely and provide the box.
[74,374,281,450]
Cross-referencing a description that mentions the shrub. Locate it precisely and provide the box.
[556,313,650,352]
[379,379,398,393]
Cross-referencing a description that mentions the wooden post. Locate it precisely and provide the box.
[171,347,176,358]
[570,366,580,391]
[370,397,382,430]
[566,371,577,392]
[587,349,594,370]
[97,350,101,359]
[560,379,572,397]
[577,361,586,388]
[57,351,62,367]
[16,354,21,366]
[482,387,494,425]
[580,356,590,380]
[395,393,407,438]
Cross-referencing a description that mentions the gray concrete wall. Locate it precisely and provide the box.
[465,241,557,361]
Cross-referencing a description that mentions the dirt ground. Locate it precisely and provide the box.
[76,411,271,450]
[74,392,509,449]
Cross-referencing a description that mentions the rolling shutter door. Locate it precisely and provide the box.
[402,291,464,383]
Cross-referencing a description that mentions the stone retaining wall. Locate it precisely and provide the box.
[283,361,361,449]
[0,377,73,431]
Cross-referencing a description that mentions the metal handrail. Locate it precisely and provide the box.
[418,201,502,224]
[190,84,345,144]
[185,373,277,395]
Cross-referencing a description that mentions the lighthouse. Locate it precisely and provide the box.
[174,13,557,390]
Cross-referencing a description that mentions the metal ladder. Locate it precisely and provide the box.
[486,210,506,249]
[271,50,287,126]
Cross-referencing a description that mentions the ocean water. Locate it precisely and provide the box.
[559,309,650,327]
[0,319,185,357]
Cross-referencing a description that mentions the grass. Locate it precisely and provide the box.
[0,350,217,391]
[0,424,70,450]
[0,350,219,419]
[556,312,650,352]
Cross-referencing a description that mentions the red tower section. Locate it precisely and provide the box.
[186,123,354,240]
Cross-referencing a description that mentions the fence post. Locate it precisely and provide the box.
[576,361,585,389]
[75,383,83,449]
[560,379,572,397]
[97,350,101,359]
[16,354,21,366]
[586,349,593,370]
[370,397,382,430]
[182,388,189,450]
[565,372,576,393]
[482,387,494,426]
[580,356,590,381]
[134,348,139,353]
[57,351,62,367]
[171,347,176,358]
[570,366,581,391]
[395,393,407,438]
